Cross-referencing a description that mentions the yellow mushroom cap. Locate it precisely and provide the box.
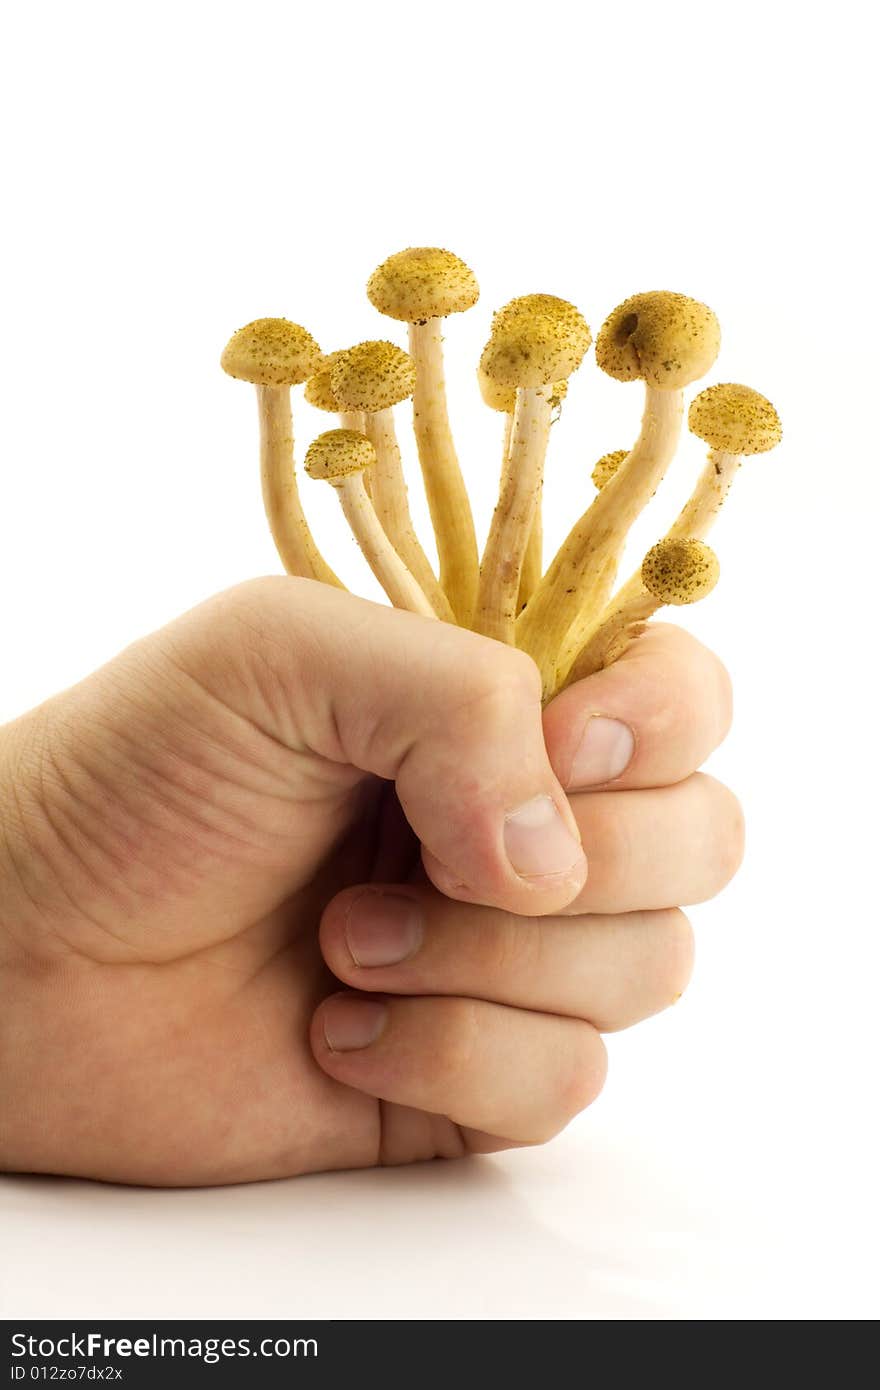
[595,292,720,390]
[221,318,323,387]
[641,538,720,606]
[477,364,568,413]
[480,294,592,389]
[304,429,376,483]
[367,247,479,323]
[688,383,782,454]
[304,350,347,412]
[329,340,417,412]
[592,449,629,490]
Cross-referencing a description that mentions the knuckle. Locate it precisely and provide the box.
[711,781,746,887]
[480,911,539,981]
[453,644,542,726]
[652,908,695,1001]
[552,1023,607,1131]
[433,998,481,1082]
[587,798,634,898]
[710,652,735,742]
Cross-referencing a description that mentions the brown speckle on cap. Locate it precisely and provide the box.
[304,429,376,483]
[641,537,720,605]
[595,292,720,389]
[221,318,323,387]
[688,383,782,454]
[329,340,417,412]
[367,247,479,323]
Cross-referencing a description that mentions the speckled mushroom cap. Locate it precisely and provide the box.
[477,365,568,414]
[641,538,720,605]
[304,351,347,412]
[367,247,480,323]
[480,294,592,389]
[304,429,376,483]
[595,292,720,390]
[592,449,629,490]
[329,340,417,412]
[688,383,782,454]
[221,318,323,387]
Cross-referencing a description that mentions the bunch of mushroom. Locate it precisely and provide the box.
[221,249,781,702]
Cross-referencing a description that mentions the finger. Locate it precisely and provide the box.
[563,772,744,914]
[311,992,607,1145]
[159,578,586,916]
[544,623,733,791]
[320,886,693,1031]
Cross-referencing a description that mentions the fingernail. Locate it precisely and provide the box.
[503,794,583,878]
[345,893,423,968]
[322,998,388,1052]
[569,716,634,787]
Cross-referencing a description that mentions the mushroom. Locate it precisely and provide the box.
[367,247,480,625]
[564,538,720,683]
[329,340,454,622]
[517,291,720,698]
[221,318,342,587]
[477,367,568,611]
[474,295,592,643]
[561,384,782,690]
[591,449,628,491]
[304,430,437,619]
[304,350,366,433]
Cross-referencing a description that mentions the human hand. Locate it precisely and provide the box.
[0,580,740,1184]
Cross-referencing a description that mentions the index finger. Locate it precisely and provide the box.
[543,623,733,792]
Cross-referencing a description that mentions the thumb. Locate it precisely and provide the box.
[173,578,587,915]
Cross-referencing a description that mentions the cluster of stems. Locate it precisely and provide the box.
[222,254,781,703]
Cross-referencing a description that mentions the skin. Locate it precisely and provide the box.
[0,581,740,1186]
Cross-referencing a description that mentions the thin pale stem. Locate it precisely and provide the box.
[338,411,370,496]
[558,448,739,692]
[474,386,553,644]
[409,319,480,626]
[363,409,455,622]
[337,475,437,619]
[506,408,543,611]
[257,385,343,587]
[562,591,659,686]
[516,387,683,697]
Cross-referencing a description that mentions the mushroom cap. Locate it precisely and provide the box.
[641,538,720,606]
[367,247,479,322]
[329,340,417,412]
[688,383,782,454]
[595,292,720,390]
[592,449,628,490]
[304,350,347,412]
[304,429,376,483]
[480,294,592,389]
[477,364,568,413]
[221,318,323,386]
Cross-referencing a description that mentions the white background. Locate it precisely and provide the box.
[1,0,877,1321]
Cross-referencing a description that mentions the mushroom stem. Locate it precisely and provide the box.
[560,589,660,686]
[500,410,541,611]
[516,386,683,696]
[518,489,543,611]
[474,386,553,643]
[336,473,437,619]
[562,537,720,690]
[338,411,370,494]
[256,385,343,587]
[408,319,480,626]
[557,448,739,689]
[667,446,741,542]
[362,408,455,621]
[338,410,366,432]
